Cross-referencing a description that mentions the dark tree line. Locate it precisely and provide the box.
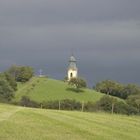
[95,80,140,99]
[95,80,140,113]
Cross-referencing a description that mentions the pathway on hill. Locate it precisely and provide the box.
[0,106,22,122]
[16,77,37,94]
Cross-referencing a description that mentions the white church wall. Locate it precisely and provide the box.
[68,69,78,80]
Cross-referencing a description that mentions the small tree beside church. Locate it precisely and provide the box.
[68,78,87,92]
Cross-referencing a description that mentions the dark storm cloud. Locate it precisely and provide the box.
[0,0,140,86]
[0,0,140,26]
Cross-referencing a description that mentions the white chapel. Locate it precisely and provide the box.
[67,55,78,81]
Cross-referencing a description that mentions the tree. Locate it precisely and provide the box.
[7,65,20,80]
[95,80,140,99]
[0,77,14,102]
[7,65,34,82]
[96,95,134,114]
[16,66,34,82]
[127,95,140,113]
[68,78,87,92]
[121,84,140,99]
[4,72,17,91]
[95,80,122,95]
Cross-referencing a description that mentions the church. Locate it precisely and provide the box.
[67,55,78,81]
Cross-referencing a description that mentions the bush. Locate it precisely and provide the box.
[20,96,40,108]
[96,95,113,112]
[84,102,97,112]
[42,100,59,109]
[42,99,82,111]
[126,95,140,113]
[60,99,81,110]
[96,95,139,115]
[126,105,139,115]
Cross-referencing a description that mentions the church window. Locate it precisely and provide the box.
[70,73,73,78]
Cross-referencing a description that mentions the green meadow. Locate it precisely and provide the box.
[0,103,140,140]
[14,77,104,103]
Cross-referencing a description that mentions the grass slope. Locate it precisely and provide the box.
[0,103,140,140]
[15,77,104,103]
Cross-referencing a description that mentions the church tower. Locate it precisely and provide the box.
[67,55,78,81]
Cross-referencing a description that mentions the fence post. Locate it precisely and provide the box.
[81,101,84,112]
[59,100,61,110]
[111,103,114,114]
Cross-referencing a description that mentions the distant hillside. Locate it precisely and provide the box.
[14,77,104,103]
[0,103,140,140]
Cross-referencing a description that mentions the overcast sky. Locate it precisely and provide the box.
[0,0,140,86]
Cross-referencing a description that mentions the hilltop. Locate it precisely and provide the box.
[14,77,104,103]
[0,103,140,140]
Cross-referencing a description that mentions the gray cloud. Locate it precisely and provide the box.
[0,0,140,86]
[0,0,140,26]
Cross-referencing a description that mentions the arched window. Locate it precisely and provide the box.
[70,72,73,78]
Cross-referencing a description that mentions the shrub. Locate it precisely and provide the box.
[42,99,82,111]
[84,102,97,112]
[42,100,59,109]
[96,95,139,115]
[60,99,81,110]
[96,95,113,112]
[20,96,40,108]
[114,101,129,114]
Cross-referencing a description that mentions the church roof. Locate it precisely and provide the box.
[68,55,77,70]
[69,55,76,62]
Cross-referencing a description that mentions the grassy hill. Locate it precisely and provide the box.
[0,103,140,140]
[14,77,105,103]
